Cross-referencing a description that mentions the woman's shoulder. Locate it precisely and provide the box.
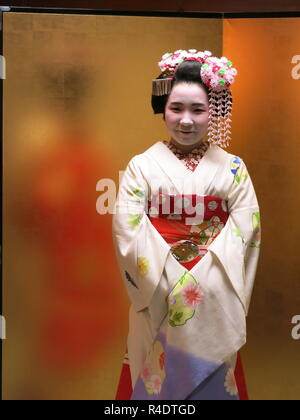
[128,141,163,165]
[210,144,244,164]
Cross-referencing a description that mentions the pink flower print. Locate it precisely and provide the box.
[151,375,162,394]
[141,366,151,380]
[182,284,204,309]
[211,216,221,228]
[224,368,238,396]
[209,216,224,234]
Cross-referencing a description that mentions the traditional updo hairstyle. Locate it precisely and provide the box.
[151,59,232,118]
[151,60,209,116]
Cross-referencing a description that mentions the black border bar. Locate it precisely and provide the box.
[1,7,300,18]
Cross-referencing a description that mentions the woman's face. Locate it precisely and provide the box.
[164,82,209,151]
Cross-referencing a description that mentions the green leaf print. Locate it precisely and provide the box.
[235,170,248,184]
[173,312,183,323]
[250,212,261,248]
[199,231,210,244]
[252,212,260,230]
[233,225,244,242]
[130,186,145,200]
[234,174,241,184]
[127,214,142,229]
[179,272,186,286]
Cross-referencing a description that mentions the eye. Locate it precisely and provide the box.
[171,107,181,112]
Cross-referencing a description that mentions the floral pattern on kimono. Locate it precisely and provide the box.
[112,141,261,400]
[168,271,204,327]
[140,339,166,395]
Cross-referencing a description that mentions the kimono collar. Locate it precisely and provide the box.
[163,140,210,158]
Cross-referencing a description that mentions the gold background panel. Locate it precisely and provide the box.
[3,12,222,399]
[224,17,300,400]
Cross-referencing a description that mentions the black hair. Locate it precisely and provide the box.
[151,59,232,117]
[151,60,232,117]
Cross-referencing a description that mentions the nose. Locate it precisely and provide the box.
[180,111,193,125]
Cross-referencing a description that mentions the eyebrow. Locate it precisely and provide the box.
[170,101,207,107]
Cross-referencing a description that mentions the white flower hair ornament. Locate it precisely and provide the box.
[158,49,212,73]
[152,49,238,148]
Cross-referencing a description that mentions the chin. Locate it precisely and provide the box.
[177,137,201,144]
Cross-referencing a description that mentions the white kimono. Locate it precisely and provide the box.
[112,141,261,400]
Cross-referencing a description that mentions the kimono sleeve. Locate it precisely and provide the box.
[112,156,170,312]
[112,156,148,309]
[227,157,261,315]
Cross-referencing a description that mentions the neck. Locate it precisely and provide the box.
[170,138,203,153]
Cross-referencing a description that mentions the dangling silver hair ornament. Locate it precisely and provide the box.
[206,88,233,148]
[152,49,238,148]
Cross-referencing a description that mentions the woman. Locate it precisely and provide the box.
[112,49,261,400]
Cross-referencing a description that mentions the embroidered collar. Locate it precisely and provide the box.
[162,140,210,172]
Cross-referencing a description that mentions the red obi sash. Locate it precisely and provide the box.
[147,194,229,271]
